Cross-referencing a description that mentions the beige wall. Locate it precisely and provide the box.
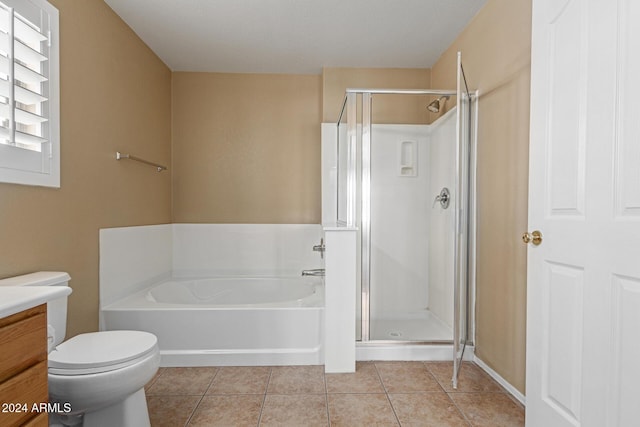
[171,72,322,223]
[431,0,532,393]
[0,0,172,337]
[322,68,431,124]
[172,67,431,223]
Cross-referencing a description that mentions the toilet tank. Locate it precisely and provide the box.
[0,271,70,349]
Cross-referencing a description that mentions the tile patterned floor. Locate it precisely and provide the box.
[145,361,524,426]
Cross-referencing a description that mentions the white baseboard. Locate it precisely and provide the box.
[159,347,323,367]
[473,356,526,406]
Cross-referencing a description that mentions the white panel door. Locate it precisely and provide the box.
[526,0,640,426]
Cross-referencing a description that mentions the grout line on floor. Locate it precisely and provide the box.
[323,368,331,426]
[256,367,272,426]
[420,361,449,394]
[201,367,220,395]
[184,368,220,427]
[446,392,476,427]
[183,393,204,426]
[372,362,402,426]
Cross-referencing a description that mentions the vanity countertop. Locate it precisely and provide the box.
[0,286,71,319]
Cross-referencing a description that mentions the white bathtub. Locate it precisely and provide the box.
[101,276,325,366]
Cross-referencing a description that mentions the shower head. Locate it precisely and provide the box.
[427,95,450,113]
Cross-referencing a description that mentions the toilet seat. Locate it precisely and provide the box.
[49,330,158,376]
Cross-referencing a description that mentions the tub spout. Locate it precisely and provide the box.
[302,269,325,277]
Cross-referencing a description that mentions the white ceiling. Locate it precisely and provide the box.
[104,0,487,74]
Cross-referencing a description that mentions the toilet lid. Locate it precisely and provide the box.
[49,330,158,375]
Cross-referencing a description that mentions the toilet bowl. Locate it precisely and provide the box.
[0,272,160,427]
[48,330,160,426]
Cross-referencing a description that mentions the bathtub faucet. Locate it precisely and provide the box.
[302,268,325,277]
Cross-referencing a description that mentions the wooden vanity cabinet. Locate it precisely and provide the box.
[0,304,48,427]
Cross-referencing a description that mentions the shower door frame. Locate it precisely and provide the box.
[346,88,457,344]
[339,85,477,361]
[453,52,475,387]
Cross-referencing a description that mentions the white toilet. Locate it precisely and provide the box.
[0,272,160,427]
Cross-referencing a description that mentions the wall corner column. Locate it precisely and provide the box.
[323,226,357,373]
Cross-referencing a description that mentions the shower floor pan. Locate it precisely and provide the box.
[370,310,452,342]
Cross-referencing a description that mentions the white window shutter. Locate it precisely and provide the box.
[0,0,59,187]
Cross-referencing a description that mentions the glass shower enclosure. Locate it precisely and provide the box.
[335,54,475,386]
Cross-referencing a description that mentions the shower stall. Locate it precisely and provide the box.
[322,54,476,385]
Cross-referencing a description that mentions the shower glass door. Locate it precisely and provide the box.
[337,74,474,387]
[368,103,436,342]
[350,87,467,345]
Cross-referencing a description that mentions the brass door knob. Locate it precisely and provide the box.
[522,230,543,246]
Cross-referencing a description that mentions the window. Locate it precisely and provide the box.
[0,0,59,187]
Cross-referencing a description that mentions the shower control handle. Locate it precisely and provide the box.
[313,238,325,259]
[433,188,450,209]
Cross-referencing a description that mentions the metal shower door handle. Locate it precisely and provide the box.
[433,188,450,209]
